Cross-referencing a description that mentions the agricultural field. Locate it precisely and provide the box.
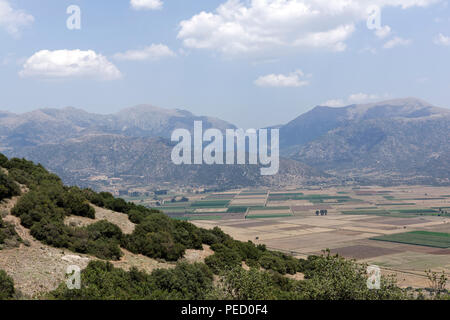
[371,231,450,248]
[152,185,449,290]
[120,186,450,288]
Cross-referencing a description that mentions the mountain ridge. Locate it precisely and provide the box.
[1,97,449,187]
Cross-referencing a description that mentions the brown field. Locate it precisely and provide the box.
[193,185,450,289]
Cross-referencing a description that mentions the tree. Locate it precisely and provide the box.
[210,267,278,300]
[297,250,407,300]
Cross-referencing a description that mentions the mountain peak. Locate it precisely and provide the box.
[357,97,434,109]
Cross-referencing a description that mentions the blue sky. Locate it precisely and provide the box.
[1,0,450,128]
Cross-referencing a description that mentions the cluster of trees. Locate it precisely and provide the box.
[124,214,204,261]
[3,156,122,260]
[296,250,407,300]
[12,187,123,260]
[204,235,303,275]
[48,251,415,300]
[315,210,328,216]
[83,190,161,224]
[170,197,189,203]
[48,260,214,300]
[0,170,20,202]
[0,156,22,248]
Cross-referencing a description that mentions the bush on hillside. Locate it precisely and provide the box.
[0,270,15,300]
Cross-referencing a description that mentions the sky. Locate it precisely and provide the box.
[1,0,450,128]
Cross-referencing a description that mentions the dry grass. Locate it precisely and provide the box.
[64,205,136,234]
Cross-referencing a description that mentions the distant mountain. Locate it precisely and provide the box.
[282,98,450,185]
[12,134,330,189]
[280,98,444,150]
[2,98,449,188]
[0,105,235,152]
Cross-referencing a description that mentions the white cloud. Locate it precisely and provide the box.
[255,70,309,87]
[323,93,381,107]
[0,0,34,35]
[130,0,163,10]
[20,50,122,80]
[177,0,439,55]
[433,33,450,46]
[383,36,412,49]
[375,25,391,38]
[114,44,176,61]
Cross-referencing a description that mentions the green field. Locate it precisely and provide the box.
[174,215,223,221]
[190,200,230,208]
[342,210,391,216]
[391,209,438,214]
[377,203,416,206]
[342,208,440,217]
[249,206,290,210]
[371,231,450,248]
[239,192,267,196]
[226,206,249,213]
[246,214,293,219]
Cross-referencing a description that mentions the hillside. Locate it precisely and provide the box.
[12,134,330,189]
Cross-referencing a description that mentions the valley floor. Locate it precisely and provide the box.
[172,185,450,290]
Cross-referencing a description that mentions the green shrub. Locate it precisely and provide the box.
[211,267,279,300]
[0,216,21,247]
[0,171,21,202]
[0,270,15,300]
[205,243,242,273]
[0,153,8,167]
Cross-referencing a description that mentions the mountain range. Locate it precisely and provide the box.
[0,105,234,151]
[1,98,449,189]
[279,98,450,185]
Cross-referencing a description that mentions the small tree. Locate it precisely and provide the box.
[426,269,448,298]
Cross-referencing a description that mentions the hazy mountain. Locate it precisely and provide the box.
[2,98,449,187]
[12,134,330,189]
[0,105,236,152]
[283,98,450,185]
[280,98,445,151]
